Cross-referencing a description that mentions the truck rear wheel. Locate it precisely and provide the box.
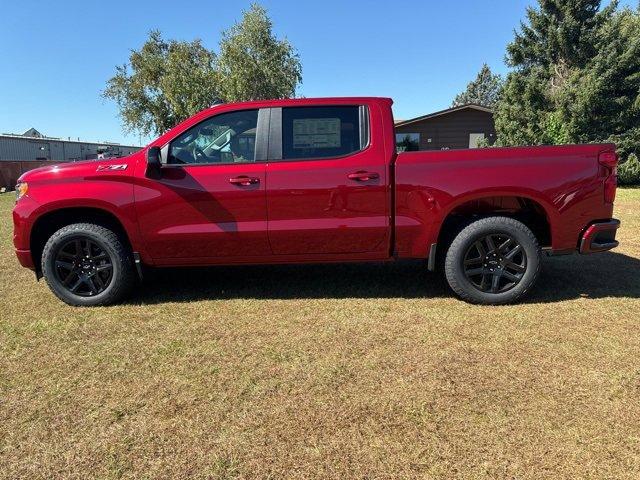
[41,223,135,306]
[444,217,540,305]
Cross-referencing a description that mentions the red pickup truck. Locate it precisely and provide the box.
[12,97,620,306]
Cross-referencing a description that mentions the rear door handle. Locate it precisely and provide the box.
[347,171,379,181]
[229,176,260,186]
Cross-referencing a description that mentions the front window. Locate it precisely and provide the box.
[396,133,420,152]
[167,109,258,165]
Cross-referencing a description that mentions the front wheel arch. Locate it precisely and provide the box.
[30,207,133,274]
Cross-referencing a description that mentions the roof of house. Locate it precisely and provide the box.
[22,128,44,138]
[394,104,493,128]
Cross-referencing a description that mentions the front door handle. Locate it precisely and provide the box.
[347,171,379,181]
[229,176,260,186]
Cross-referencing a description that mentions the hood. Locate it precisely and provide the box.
[18,155,138,183]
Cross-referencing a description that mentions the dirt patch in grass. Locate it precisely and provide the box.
[1,190,639,479]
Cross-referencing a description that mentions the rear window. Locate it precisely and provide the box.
[282,106,367,160]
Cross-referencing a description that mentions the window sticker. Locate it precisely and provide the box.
[292,118,341,149]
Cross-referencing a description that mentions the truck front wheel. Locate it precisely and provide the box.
[444,217,541,305]
[41,223,135,306]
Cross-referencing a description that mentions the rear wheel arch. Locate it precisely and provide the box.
[435,194,554,259]
[30,207,133,272]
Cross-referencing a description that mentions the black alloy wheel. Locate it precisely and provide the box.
[462,233,526,294]
[53,237,114,296]
[42,223,135,306]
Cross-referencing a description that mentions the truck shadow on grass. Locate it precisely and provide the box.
[132,251,640,304]
[526,252,640,304]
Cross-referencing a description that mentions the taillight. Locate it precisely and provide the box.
[604,175,617,204]
[599,151,618,168]
[599,151,618,204]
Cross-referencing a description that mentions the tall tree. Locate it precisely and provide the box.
[217,3,302,102]
[557,6,640,184]
[104,3,302,137]
[452,64,504,108]
[556,7,640,143]
[103,31,219,137]
[495,0,617,146]
[506,0,616,73]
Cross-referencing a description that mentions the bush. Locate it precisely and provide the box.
[608,128,640,186]
[618,153,640,186]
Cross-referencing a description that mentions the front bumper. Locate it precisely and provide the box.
[15,248,35,269]
[579,219,620,254]
[13,195,39,270]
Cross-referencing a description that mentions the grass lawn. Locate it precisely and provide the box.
[1,189,639,479]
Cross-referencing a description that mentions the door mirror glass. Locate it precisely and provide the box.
[146,146,162,178]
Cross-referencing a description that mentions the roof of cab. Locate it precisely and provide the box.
[204,96,393,113]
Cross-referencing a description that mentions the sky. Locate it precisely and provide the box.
[0,0,634,146]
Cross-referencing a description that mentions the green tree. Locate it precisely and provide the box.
[452,64,504,108]
[217,3,302,102]
[506,0,616,72]
[619,153,640,186]
[556,7,640,156]
[104,3,302,137]
[494,0,617,146]
[103,31,219,137]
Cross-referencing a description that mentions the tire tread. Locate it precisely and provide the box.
[444,216,541,305]
[41,223,135,306]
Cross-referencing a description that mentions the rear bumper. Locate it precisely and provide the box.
[579,219,620,254]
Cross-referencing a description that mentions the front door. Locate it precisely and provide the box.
[266,105,390,256]
[134,108,271,262]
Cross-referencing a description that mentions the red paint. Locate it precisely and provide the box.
[13,97,619,273]
[133,161,270,260]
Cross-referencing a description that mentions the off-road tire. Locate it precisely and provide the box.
[42,223,135,306]
[444,216,541,305]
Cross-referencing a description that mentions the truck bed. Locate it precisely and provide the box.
[394,143,616,258]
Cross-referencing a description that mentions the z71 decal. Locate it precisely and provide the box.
[96,164,128,172]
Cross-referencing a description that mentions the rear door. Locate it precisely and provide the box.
[265,104,390,256]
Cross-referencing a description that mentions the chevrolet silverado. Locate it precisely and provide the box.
[12,97,620,306]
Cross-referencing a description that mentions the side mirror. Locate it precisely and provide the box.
[146,146,162,179]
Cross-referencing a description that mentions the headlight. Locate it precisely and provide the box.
[15,182,28,201]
